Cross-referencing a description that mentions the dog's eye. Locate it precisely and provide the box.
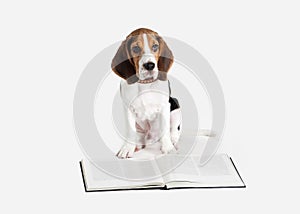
[132,46,141,54]
[152,44,159,52]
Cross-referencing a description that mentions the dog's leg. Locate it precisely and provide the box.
[160,104,176,154]
[135,120,147,151]
[170,108,182,149]
[116,109,137,158]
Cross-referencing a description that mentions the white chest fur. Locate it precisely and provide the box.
[117,79,181,158]
[120,80,170,121]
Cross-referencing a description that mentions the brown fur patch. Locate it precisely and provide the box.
[111,28,174,83]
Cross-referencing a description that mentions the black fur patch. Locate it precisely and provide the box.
[169,96,180,111]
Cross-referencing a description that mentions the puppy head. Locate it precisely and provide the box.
[111,28,174,84]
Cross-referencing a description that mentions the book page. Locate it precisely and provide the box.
[81,154,244,190]
[160,154,244,188]
[157,155,201,183]
[82,159,164,191]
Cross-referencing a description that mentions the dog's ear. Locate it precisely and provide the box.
[157,36,174,80]
[111,40,137,84]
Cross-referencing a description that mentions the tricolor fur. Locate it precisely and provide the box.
[111,28,182,158]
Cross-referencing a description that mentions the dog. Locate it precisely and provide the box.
[111,28,182,158]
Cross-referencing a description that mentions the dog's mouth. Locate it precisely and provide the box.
[138,77,156,84]
[138,68,158,81]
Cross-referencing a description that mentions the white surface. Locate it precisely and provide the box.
[1,0,300,214]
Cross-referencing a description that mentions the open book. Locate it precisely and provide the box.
[80,153,245,191]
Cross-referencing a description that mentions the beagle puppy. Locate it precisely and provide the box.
[111,28,182,158]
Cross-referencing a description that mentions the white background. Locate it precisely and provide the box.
[1,0,299,213]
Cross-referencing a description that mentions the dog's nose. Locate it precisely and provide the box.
[143,62,155,71]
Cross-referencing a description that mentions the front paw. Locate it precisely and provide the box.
[171,131,180,144]
[116,143,136,159]
[160,139,176,154]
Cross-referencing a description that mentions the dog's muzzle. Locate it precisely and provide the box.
[139,58,158,80]
[143,62,155,71]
